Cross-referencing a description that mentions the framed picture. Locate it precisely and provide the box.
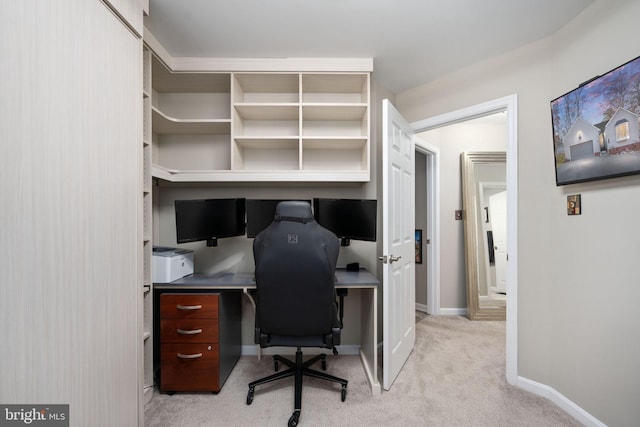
[415,229,423,264]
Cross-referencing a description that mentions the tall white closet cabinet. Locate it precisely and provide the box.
[1,1,144,427]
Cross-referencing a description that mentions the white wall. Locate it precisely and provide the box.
[396,0,640,424]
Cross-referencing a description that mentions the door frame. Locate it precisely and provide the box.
[414,142,440,315]
[410,94,518,385]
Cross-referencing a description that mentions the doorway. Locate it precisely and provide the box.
[414,145,439,316]
[410,94,518,385]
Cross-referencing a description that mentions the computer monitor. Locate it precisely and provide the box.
[175,198,246,246]
[245,199,311,238]
[312,198,377,246]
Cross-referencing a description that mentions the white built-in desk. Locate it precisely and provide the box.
[154,268,381,394]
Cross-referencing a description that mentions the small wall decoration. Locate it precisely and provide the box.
[567,194,581,215]
[415,229,423,264]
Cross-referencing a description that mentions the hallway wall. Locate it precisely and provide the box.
[395,0,640,424]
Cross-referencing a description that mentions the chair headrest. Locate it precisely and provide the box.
[274,201,313,223]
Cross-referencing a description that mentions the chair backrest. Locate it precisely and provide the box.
[253,201,340,341]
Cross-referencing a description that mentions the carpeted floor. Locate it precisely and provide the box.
[145,315,581,426]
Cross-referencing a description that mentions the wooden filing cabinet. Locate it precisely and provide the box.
[158,292,241,393]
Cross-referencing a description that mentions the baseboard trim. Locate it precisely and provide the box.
[439,307,467,316]
[517,376,606,427]
[241,344,361,357]
[415,303,429,313]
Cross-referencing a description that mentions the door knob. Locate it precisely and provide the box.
[379,255,402,264]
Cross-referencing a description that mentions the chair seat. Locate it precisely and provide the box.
[260,333,331,348]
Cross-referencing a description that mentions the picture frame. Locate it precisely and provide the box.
[415,229,423,264]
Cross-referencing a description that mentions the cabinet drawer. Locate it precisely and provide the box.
[160,294,218,319]
[160,318,218,343]
[161,343,220,392]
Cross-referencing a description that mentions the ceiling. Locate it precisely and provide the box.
[144,0,593,94]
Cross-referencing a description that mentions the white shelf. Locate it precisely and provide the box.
[151,163,368,182]
[152,107,231,134]
[302,104,367,121]
[234,104,299,120]
[233,73,299,103]
[234,137,300,149]
[149,60,370,182]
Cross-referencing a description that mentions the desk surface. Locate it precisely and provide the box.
[153,267,382,394]
[154,268,379,290]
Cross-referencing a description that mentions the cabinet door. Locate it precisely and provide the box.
[1,1,142,426]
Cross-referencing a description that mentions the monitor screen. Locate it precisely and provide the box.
[313,198,377,244]
[175,198,246,244]
[550,55,640,185]
[245,199,310,238]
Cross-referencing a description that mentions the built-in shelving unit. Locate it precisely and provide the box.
[141,47,372,406]
[141,46,153,404]
[148,57,370,183]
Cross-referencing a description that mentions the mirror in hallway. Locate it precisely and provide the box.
[461,151,506,320]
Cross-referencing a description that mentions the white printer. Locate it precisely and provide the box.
[152,246,194,283]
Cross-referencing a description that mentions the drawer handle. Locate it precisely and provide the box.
[177,328,203,335]
[176,304,202,310]
[177,352,203,359]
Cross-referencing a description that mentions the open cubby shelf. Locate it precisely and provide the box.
[149,63,370,182]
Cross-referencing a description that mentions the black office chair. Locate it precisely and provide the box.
[246,201,348,427]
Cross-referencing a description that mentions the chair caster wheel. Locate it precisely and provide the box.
[341,386,347,402]
[288,411,300,427]
[274,359,279,371]
[246,387,254,405]
[321,359,327,370]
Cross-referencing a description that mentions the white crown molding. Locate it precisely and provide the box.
[143,27,373,73]
[143,27,172,67]
[171,57,373,73]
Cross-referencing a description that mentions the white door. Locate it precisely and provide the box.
[489,191,507,293]
[382,99,416,390]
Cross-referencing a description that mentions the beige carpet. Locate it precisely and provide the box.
[145,315,581,426]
